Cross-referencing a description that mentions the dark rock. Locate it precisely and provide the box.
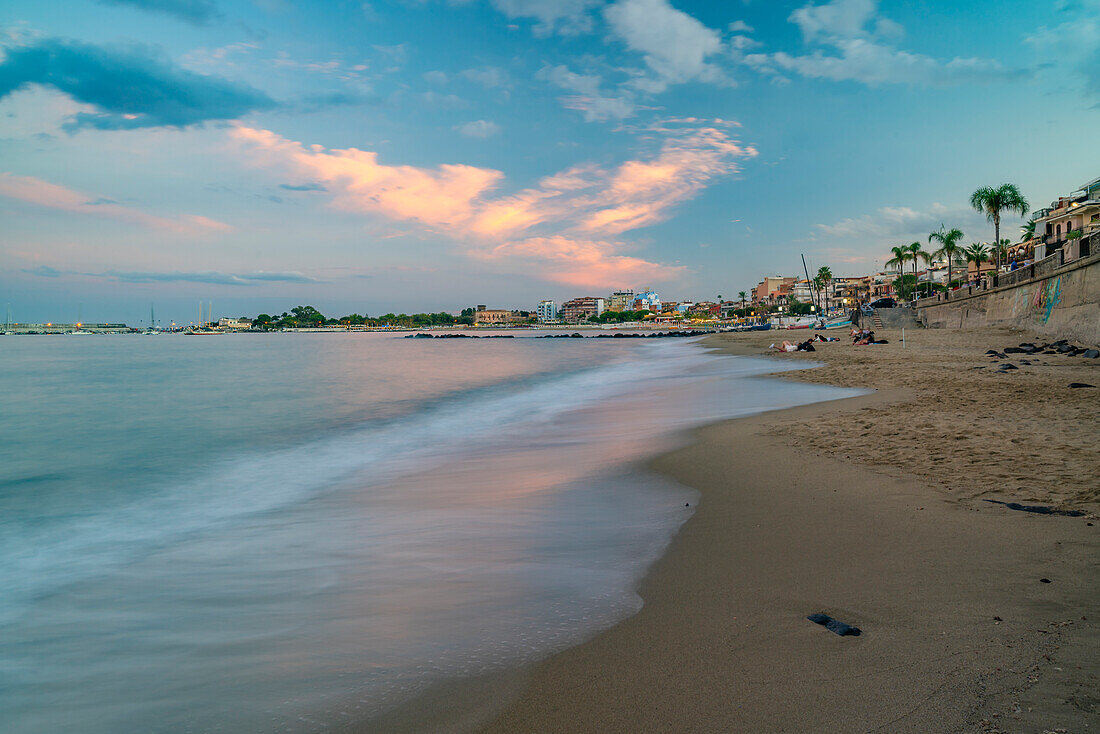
[807,613,861,637]
[1018,343,1036,348]
[1068,383,1095,388]
[999,363,1018,370]
[985,349,1000,355]
[1058,344,1075,353]
[1083,349,1099,359]
[1040,578,1052,584]
[984,499,1085,517]
[1003,346,1026,354]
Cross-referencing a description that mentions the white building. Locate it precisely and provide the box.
[536,300,558,322]
[630,291,661,311]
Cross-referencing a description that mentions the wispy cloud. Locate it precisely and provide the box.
[537,65,636,121]
[0,37,276,130]
[233,120,755,286]
[0,173,233,233]
[22,267,317,285]
[97,0,221,25]
[739,0,1020,86]
[456,119,501,138]
[490,0,602,36]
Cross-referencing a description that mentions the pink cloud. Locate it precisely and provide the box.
[485,236,687,289]
[0,173,233,234]
[233,123,754,287]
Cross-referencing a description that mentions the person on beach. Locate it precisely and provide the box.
[772,341,799,352]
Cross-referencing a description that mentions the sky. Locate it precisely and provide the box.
[1,0,1098,324]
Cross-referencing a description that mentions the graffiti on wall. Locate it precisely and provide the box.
[1029,276,1062,323]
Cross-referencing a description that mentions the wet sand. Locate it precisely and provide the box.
[470,327,1091,734]
[370,326,1099,732]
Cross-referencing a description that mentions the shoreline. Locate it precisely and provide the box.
[359,327,1099,732]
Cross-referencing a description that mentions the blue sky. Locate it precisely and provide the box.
[2,0,1097,323]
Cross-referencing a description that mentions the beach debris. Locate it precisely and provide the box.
[1040,578,1052,584]
[807,613,861,636]
[983,499,1085,517]
[1068,383,1095,389]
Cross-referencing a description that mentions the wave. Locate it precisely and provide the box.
[0,340,764,622]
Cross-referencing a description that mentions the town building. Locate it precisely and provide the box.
[608,290,634,311]
[629,291,661,312]
[536,300,558,322]
[1032,176,1100,261]
[218,317,252,330]
[559,297,606,322]
[473,307,515,324]
[753,276,797,304]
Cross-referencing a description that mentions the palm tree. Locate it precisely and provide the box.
[1021,218,1036,241]
[963,242,990,281]
[885,244,909,302]
[738,291,747,310]
[970,183,1031,270]
[906,241,931,299]
[816,266,833,314]
[928,226,965,291]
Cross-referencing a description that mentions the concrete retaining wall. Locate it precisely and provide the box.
[875,308,920,329]
[916,253,1100,344]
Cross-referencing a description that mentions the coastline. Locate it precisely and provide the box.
[359,327,1099,732]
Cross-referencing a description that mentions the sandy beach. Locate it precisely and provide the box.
[414,326,1100,733]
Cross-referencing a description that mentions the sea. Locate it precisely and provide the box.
[0,331,864,733]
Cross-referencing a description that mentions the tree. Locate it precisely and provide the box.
[928,226,965,291]
[1021,218,1037,241]
[905,242,930,299]
[816,266,833,314]
[254,314,273,330]
[738,291,747,310]
[290,305,325,326]
[970,183,1030,270]
[886,245,910,276]
[963,242,990,280]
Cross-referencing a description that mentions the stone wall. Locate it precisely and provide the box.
[915,253,1100,344]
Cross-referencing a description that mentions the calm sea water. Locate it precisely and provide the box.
[0,332,863,733]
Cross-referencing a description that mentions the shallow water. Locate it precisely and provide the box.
[0,333,864,732]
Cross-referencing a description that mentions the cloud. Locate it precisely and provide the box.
[456,120,501,138]
[422,70,448,85]
[97,0,221,25]
[24,265,63,277]
[728,20,753,33]
[811,202,1002,264]
[482,236,686,288]
[107,270,314,285]
[20,266,315,285]
[0,37,276,130]
[279,182,327,191]
[604,0,724,91]
[490,0,602,36]
[1026,0,1100,100]
[460,66,509,88]
[233,121,755,286]
[537,64,636,121]
[741,0,1018,86]
[0,172,233,233]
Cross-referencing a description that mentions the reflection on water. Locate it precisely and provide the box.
[0,334,864,732]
